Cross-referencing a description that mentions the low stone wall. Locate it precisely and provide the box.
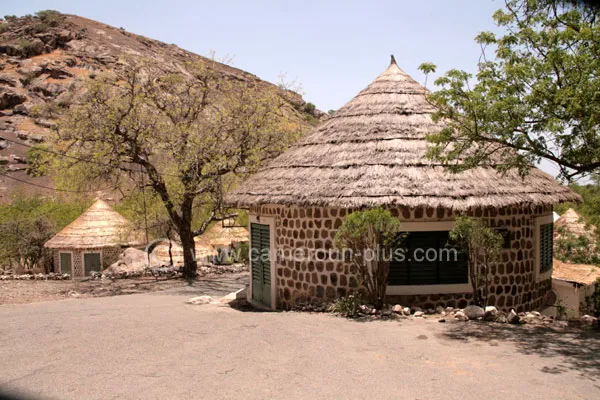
[251,204,554,312]
[0,272,70,280]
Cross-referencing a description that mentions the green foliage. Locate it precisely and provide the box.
[26,145,52,177]
[329,294,364,318]
[450,216,503,306]
[0,23,8,34]
[555,228,600,265]
[0,196,87,272]
[35,10,62,27]
[334,208,401,309]
[554,177,600,233]
[4,15,17,22]
[236,241,250,265]
[55,58,306,278]
[425,0,600,180]
[303,102,316,114]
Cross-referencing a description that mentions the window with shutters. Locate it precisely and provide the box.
[539,223,553,273]
[388,231,468,286]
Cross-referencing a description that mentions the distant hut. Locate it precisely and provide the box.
[152,238,217,267]
[227,57,580,311]
[45,199,144,277]
[551,259,600,319]
[555,208,596,238]
[202,220,249,250]
[551,209,599,318]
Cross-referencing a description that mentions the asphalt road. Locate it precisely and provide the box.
[1,280,599,400]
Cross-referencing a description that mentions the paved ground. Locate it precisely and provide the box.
[1,278,599,399]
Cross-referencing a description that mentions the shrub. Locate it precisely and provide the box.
[555,230,600,265]
[303,102,316,114]
[334,208,401,309]
[26,145,52,177]
[450,217,503,307]
[329,294,364,318]
[35,10,62,27]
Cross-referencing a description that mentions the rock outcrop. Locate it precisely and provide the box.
[0,11,320,199]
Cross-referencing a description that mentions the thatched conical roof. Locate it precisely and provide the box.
[226,57,579,210]
[555,208,596,238]
[45,199,144,249]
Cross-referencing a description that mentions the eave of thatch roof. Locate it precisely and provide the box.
[226,57,580,210]
[552,259,600,286]
[45,199,144,249]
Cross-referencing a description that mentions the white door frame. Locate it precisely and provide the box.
[248,215,277,310]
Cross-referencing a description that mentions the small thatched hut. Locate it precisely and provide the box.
[202,220,249,249]
[45,199,144,277]
[226,57,580,311]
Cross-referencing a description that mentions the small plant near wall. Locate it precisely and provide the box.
[449,217,503,307]
[334,208,400,310]
[329,294,364,318]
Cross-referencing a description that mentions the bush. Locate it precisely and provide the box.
[35,10,62,27]
[555,230,600,265]
[237,241,250,264]
[334,208,401,309]
[0,197,88,272]
[303,102,316,114]
[26,145,52,177]
[329,294,364,318]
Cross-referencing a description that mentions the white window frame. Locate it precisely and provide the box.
[386,221,472,295]
[248,215,277,310]
[535,214,554,282]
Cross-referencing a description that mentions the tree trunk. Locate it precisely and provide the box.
[179,226,197,280]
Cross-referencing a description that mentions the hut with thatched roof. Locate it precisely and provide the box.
[45,199,144,277]
[226,57,580,311]
[201,220,249,249]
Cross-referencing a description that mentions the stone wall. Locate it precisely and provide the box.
[52,246,121,278]
[250,204,554,312]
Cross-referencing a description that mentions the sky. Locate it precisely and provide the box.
[2,0,563,177]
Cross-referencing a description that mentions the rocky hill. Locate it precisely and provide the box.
[0,11,321,200]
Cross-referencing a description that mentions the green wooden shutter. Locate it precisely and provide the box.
[59,253,72,275]
[389,231,468,286]
[540,223,553,273]
[250,223,271,306]
[84,253,101,276]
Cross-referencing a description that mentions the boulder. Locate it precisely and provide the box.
[507,309,520,324]
[414,311,424,317]
[0,88,26,110]
[463,305,485,320]
[186,295,218,305]
[392,304,403,313]
[402,307,411,316]
[580,315,598,327]
[454,311,469,321]
[105,248,149,275]
[435,306,445,314]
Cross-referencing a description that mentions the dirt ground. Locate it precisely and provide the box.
[0,275,218,305]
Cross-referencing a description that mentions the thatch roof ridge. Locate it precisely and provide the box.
[226,57,580,210]
[45,199,144,249]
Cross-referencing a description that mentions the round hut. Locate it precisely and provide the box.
[45,199,144,277]
[226,57,580,311]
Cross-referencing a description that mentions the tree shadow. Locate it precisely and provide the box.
[439,322,600,381]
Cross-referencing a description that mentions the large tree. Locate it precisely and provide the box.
[420,0,600,181]
[55,59,305,278]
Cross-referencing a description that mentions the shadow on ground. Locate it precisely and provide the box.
[439,322,600,381]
